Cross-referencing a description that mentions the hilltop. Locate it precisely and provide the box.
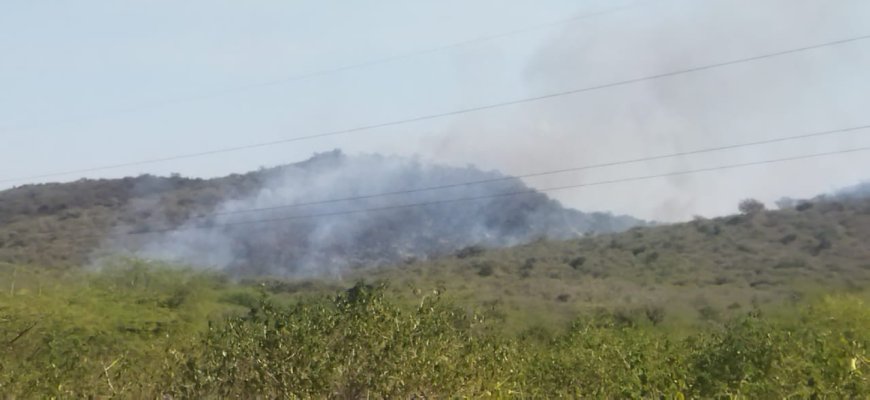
[0,150,643,270]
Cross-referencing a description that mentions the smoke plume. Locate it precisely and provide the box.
[121,150,642,277]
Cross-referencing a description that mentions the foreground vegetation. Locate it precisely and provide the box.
[2,263,869,398]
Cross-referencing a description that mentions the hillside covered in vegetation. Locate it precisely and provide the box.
[347,195,870,329]
[2,193,870,397]
[0,151,642,272]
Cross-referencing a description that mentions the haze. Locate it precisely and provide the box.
[2,0,869,221]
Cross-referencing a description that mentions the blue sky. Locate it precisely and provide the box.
[1,0,869,221]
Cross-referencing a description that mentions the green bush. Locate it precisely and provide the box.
[1,266,869,398]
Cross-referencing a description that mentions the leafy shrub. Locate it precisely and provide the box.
[474,261,495,277]
[779,233,798,244]
[2,268,870,398]
[568,256,586,269]
[455,245,485,259]
[739,199,766,215]
[644,305,666,326]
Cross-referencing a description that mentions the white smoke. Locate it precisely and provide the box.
[115,151,641,277]
[418,0,870,221]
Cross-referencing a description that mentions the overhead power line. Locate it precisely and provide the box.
[195,124,870,219]
[18,138,870,240]
[131,143,870,235]
[3,33,868,185]
[0,2,643,134]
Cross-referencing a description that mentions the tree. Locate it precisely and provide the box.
[738,199,765,215]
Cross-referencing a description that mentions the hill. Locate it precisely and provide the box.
[0,150,643,271]
[263,194,870,330]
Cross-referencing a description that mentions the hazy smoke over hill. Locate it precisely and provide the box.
[125,151,642,276]
[776,181,870,209]
[419,0,870,222]
[832,182,870,200]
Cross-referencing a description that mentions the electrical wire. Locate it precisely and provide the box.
[189,124,870,219]
[0,2,643,134]
[3,33,867,185]
[129,144,870,235]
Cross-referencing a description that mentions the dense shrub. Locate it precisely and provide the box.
[1,266,869,398]
[739,198,766,215]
